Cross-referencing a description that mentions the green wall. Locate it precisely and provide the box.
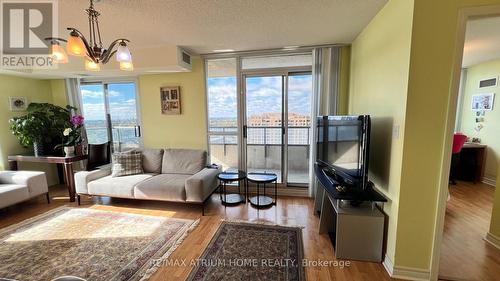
[50,79,68,107]
[398,0,500,272]
[138,58,207,150]
[0,75,66,185]
[349,0,500,274]
[459,59,500,182]
[349,0,414,267]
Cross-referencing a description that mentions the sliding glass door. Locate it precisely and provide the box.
[205,53,312,187]
[245,75,284,182]
[243,72,312,186]
[287,74,312,184]
[80,81,142,151]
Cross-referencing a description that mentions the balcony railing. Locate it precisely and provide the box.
[209,126,311,145]
[208,126,311,184]
[85,126,140,151]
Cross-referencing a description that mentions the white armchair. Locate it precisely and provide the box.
[0,171,49,209]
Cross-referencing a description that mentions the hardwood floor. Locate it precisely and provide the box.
[0,185,395,281]
[439,181,500,281]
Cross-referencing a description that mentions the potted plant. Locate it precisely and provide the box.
[55,114,84,157]
[9,103,80,157]
[9,114,48,157]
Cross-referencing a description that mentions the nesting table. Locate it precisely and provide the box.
[217,171,278,208]
[247,172,278,208]
[217,170,247,205]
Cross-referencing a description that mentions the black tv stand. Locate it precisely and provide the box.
[314,163,387,203]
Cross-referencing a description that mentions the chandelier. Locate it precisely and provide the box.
[46,0,133,71]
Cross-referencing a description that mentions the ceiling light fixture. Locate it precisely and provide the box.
[119,61,134,71]
[45,0,132,71]
[46,38,69,64]
[85,57,100,71]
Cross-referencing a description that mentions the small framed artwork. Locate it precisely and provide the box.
[9,96,28,111]
[471,93,495,111]
[160,86,181,115]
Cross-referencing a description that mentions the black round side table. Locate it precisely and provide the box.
[247,173,278,208]
[217,170,247,205]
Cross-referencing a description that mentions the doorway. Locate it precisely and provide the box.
[436,14,500,281]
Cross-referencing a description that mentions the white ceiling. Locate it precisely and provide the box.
[59,0,387,54]
[463,17,500,67]
[2,0,389,78]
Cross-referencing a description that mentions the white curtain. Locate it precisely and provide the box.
[65,78,87,169]
[65,78,82,110]
[308,47,341,197]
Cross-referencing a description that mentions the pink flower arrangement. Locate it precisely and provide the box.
[71,115,84,126]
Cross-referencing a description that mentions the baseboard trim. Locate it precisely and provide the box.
[485,232,500,250]
[382,255,394,276]
[382,255,430,280]
[481,177,496,187]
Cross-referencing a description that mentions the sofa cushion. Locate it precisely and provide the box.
[0,171,47,197]
[88,174,155,198]
[139,148,164,174]
[134,174,190,202]
[0,184,29,209]
[161,149,207,175]
[111,151,143,177]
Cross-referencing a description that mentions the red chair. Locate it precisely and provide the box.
[450,133,467,184]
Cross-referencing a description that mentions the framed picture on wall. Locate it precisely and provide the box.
[9,96,28,111]
[160,86,181,115]
[471,93,495,111]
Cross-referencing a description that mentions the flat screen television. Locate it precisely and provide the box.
[316,115,371,190]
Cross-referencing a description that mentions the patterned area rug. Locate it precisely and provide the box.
[0,207,198,281]
[188,221,305,281]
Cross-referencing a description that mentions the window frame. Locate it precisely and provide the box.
[79,78,144,150]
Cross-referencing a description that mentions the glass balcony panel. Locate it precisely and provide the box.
[209,135,238,171]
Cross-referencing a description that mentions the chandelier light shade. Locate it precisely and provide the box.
[67,33,86,56]
[52,44,68,63]
[119,61,134,71]
[116,42,132,62]
[50,42,68,64]
[45,0,132,71]
[85,57,100,71]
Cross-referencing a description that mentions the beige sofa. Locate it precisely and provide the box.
[0,171,49,209]
[74,148,221,214]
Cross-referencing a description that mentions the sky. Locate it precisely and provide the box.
[80,83,137,121]
[207,74,312,119]
[81,75,312,122]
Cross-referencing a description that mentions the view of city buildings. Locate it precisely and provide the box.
[209,112,311,145]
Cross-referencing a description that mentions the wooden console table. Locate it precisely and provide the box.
[8,154,88,202]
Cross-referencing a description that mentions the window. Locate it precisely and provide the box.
[80,81,142,151]
[206,58,238,170]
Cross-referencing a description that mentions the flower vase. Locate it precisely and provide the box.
[64,146,75,157]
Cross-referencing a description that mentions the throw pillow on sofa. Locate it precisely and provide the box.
[111,151,143,177]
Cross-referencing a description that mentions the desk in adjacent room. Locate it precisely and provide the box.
[458,143,486,183]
